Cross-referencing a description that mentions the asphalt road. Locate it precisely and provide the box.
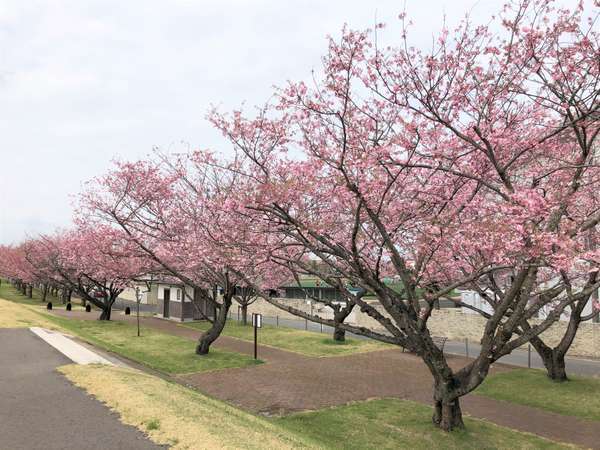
[238,312,600,377]
[0,328,163,450]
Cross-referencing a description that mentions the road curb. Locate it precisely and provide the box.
[30,327,113,366]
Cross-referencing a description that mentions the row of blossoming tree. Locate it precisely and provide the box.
[0,226,148,319]
[1,0,599,432]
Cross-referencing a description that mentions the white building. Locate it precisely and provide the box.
[460,289,599,323]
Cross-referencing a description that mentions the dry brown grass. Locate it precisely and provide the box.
[0,298,60,329]
[59,364,319,450]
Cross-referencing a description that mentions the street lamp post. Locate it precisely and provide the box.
[135,286,141,337]
[252,313,262,359]
[132,274,156,337]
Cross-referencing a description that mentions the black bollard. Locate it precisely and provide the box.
[85,304,91,313]
[46,302,53,310]
[66,303,72,311]
[125,306,131,315]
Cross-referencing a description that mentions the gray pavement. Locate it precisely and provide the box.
[0,328,163,450]
[234,311,600,377]
[443,339,600,378]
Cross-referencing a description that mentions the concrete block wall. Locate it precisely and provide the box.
[239,297,600,358]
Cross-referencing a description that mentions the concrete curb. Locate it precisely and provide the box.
[30,327,113,366]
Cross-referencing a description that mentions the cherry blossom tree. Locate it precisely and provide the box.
[0,244,35,296]
[21,238,64,302]
[210,0,600,430]
[32,227,146,320]
[79,152,286,353]
[367,0,600,382]
[1,240,66,301]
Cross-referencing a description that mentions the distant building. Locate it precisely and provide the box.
[280,276,460,308]
[280,278,343,301]
[117,278,215,322]
[459,288,599,323]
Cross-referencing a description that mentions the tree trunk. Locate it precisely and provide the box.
[332,304,353,342]
[430,360,466,431]
[525,296,589,382]
[531,337,568,382]
[432,398,464,431]
[98,307,112,321]
[27,285,33,298]
[42,284,48,302]
[98,296,113,321]
[241,304,248,325]
[91,291,120,321]
[529,330,572,382]
[547,353,568,381]
[333,326,346,342]
[196,297,231,355]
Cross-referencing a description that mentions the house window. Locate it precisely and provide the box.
[177,289,181,300]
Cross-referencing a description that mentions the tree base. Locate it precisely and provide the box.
[547,369,568,382]
[195,342,210,355]
[541,351,568,382]
[241,306,248,326]
[432,399,464,432]
[333,327,346,342]
[531,338,570,383]
[195,329,220,355]
[98,309,112,321]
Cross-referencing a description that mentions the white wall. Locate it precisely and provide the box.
[157,283,194,303]
[304,300,357,322]
[119,286,149,304]
[461,289,599,322]
[460,290,494,315]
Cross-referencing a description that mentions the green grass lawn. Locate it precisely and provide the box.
[66,364,570,450]
[183,320,390,357]
[0,281,260,375]
[275,398,568,449]
[0,281,88,311]
[44,314,261,374]
[475,368,600,422]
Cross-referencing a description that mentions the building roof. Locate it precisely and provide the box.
[280,277,405,292]
[280,276,457,298]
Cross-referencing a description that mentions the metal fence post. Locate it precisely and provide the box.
[276,315,279,327]
[305,318,308,330]
[528,344,531,368]
[465,338,469,358]
[320,322,323,333]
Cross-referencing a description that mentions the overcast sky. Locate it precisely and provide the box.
[0,0,573,244]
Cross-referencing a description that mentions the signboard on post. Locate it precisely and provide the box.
[252,313,262,359]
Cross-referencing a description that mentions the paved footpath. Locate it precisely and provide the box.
[53,310,600,449]
[0,328,162,450]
